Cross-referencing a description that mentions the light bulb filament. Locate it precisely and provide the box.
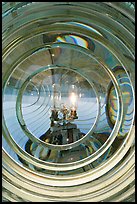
[69,92,78,110]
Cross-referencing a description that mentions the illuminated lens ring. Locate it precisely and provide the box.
[15,43,123,167]
[3,43,123,171]
[15,64,100,151]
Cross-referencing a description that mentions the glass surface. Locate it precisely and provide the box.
[2,2,135,202]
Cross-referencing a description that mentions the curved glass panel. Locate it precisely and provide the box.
[2,2,135,202]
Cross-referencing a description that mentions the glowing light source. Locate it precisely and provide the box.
[69,92,77,109]
[69,85,78,111]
